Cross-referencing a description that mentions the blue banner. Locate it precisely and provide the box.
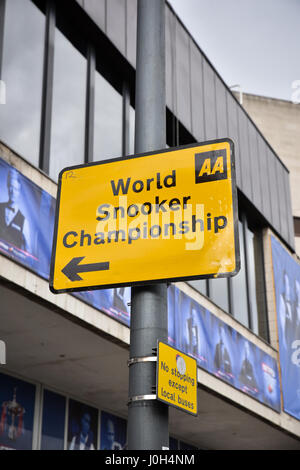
[0,372,36,450]
[41,389,66,450]
[67,399,98,450]
[168,284,281,412]
[0,159,55,279]
[0,157,131,326]
[100,411,127,450]
[271,236,300,420]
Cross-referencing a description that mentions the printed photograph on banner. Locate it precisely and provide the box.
[237,335,260,398]
[74,287,131,326]
[110,287,131,324]
[271,235,300,420]
[100,411,127,450]
[67,399,98,450]
[94,288,131,326]
[0,158,55,279]
[211,317,235,385]
[259,352,281,412]
[176,289,211,367]
[0,372,36,450]
[169,286,281,412]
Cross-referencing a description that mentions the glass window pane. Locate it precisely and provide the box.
[210,277,229,312]
[246,226,268,339]
[245,225,259,335]
[93,72,122,161]
[129,105,135,154]
[0,0,45,166]
[231,220,249,327]
[188,279,207,296]
[41,389,66,450]
[0,372,36,450]
[49,28,86,181]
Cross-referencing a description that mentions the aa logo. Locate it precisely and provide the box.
[195,149,227,184]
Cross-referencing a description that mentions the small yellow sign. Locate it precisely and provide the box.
[157,341,198,416]
[50,139,239,293]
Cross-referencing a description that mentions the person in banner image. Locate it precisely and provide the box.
[103,418,123,450]
[0,169,30,252]
[278,271,294,350]
[239,341,258,393]
[214,323,233,377]
[186,302,200,357]
[113,288,128,313]
[69,410,95,450]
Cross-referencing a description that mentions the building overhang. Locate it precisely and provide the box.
[0,266,299,449]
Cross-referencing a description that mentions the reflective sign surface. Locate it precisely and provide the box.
[50,139,239,293]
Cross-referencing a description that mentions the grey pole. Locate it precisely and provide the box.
[127,0,169,450]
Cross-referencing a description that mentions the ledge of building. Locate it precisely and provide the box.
[236,91,300,108]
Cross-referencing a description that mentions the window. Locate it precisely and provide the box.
[294,217,300,237]
[49,27,86,181]
[245,224,259,334]
[129,105,135,155]
[231,220,249,327]
[41,389,66,450]
[188,279,207,297]
[245,222,268,340]
[93,71,122,161]
[0,0,45,166]
[209,277,229,312]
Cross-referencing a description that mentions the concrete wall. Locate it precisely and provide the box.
[241,94,300,255]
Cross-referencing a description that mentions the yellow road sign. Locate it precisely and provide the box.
[50,139,239,293]
[157,341,198,416]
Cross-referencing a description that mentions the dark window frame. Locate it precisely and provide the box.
[294,217,300,237]
[0,0,47,167]
[85,43,96,163]
[39,0,55,173]
[0,0,6,80]
[37,0,132,176]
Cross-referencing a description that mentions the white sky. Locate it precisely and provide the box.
[168,0,300,101]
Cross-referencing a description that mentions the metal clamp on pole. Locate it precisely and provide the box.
[127,356,157,367]
[128,394,157,405]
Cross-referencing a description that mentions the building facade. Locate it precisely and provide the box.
[239,92,300,256]
[0,0,299,449]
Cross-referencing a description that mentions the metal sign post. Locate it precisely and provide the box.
[127,0,169,450]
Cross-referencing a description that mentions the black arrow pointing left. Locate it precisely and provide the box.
[62,257,110,281]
